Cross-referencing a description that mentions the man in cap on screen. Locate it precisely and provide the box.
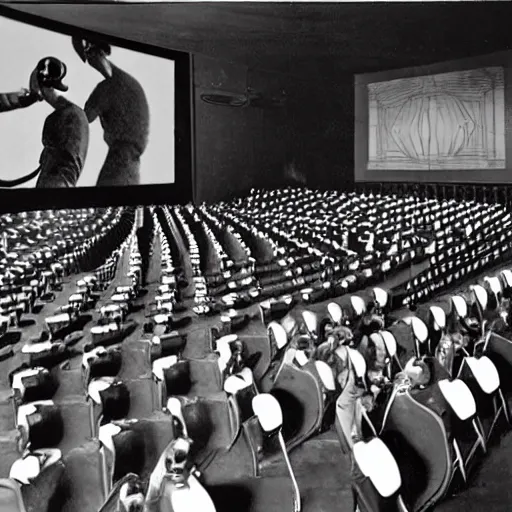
[73,37,150,187]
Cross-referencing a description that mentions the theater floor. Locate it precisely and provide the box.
[1,240,512,511]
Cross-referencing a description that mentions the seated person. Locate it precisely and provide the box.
[400,357,431,389]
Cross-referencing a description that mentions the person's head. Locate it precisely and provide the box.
[72,37,113,78]
[29,57,69,106]
[404,357,431,388]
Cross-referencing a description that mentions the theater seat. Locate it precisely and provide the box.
[353,438,402,498]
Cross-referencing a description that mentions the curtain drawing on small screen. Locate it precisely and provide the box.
[367,67,505,170]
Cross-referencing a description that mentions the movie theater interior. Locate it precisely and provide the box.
[2,2,512,511]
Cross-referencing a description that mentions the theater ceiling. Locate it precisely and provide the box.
[5,2,512,80]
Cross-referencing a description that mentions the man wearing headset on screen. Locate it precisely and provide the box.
[73,37,150,187]
[0,57,89,188]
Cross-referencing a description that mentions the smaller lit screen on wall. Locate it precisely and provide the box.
[367,67,505,171]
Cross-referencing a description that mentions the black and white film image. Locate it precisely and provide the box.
[367,68,506,171]
[0,16,175,188]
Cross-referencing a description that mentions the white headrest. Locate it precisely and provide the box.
[166,397,183,418]
[165,397,188,437]
[373,288,388,309]
[403,316,429,343]
[218,334,238,345]
[12,367,43,393]
[68,294,83,303]
[215,343,232,373]
[154,314,169,325]
[224,373,252,394]
[21,341,53,354]
[111,294,128,302]
[17,400,54,431]
[152,355,178,381]
[103,304,120,313]
[159,292,174,302]
[351,296,366,316]
[260,300,272,310]
[327,302,343,324]
[283,347,297,366]
[10,455,41,484]
[430,306,446,331]
[160,302,174,312]
[315,360,336,391]
[82,346,107,369]
[87,377,114,405]
[502,269,512,288]
[252,393,283,432]
[353,438,402,498]
[368,332,391,361]
[471,285,488,310]
[170,474,217,512]
[485,276,502,296]
[380,331,397,358]
[347,348,367,378]
[238,367,254,386]
[17,403,36,431]
[151,335,162,345]
[294,349,309,367]
[268,322,288,349]
[451,296,468,318]
[161,275,175,285]
[91,325,108,335]
[76,280,86,288]
[465,356,500,394]
[301,287,314,297]
[438,379,476,421]
[302,310,318,334]
[46,313,70,325]
[98,422,122,454]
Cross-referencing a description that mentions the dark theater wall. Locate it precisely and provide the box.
[285,78,355,192]
[193,55,291,204]
[193,54,355,204]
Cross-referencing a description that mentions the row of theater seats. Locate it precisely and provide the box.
[1,191,512,512]
[0,208,135,355]
[0,205,297,512]
[0,207,152,511]
[114,188,504,317]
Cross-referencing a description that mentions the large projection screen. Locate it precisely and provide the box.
[0,14,175,188]
[355,52,512,184]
